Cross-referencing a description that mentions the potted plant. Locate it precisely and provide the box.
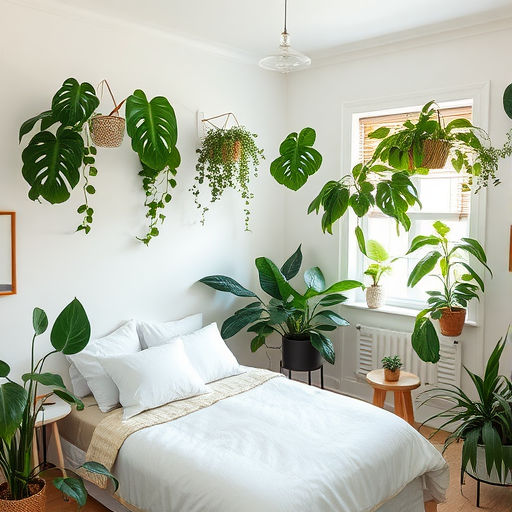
[421,337,512,485]
[199,245,362,368]
[19,77,180,243]
[355,226,392,309]
[407,220,491,363]
[381,355,403,382]
[192,123,264,231]
[0,299,118,509]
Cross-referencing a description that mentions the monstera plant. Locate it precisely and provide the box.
[19,78,179,243]
[270,127,323,190]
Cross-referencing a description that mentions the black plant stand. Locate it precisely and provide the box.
[461,467,512,507]
[280,360,324,389]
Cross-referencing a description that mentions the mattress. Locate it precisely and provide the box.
[56,373,448,512]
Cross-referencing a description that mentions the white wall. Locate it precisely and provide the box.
[285,22,512,412]
[0,1,288,382]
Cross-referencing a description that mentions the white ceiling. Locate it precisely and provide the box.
[29,0,512,61]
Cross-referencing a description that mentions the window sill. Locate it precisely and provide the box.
[342,301,478,327]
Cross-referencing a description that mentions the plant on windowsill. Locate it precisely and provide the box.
[19,77,180,243]
[355,226,392,309]
[199,245,362,368]
[192,115,264,231]
[406,220,492,364]
[421,337,512,485]
[381,355,403,382]
[0,298,118,510]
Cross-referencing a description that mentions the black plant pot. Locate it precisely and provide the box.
[282,335,322,372]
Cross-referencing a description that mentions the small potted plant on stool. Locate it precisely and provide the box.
[382,355,403,382]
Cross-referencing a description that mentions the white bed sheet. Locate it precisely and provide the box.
[96,376,448,512]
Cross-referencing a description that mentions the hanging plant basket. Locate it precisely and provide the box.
[408,139,450,170]
[0,479,46,512]
[89,80,126,148]
[439,307,466,337]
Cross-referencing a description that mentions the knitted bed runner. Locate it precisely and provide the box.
[83,367,281,489]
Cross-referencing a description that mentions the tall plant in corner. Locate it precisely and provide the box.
[0,299,117,506]
[19,78,180,243]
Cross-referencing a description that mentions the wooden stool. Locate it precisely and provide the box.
[365,369,420,425]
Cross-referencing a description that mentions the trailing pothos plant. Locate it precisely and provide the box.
[270,127,322,190]
[407,221,491,363]
[199,245,362,364]
[19,78,180,243]
[0,298,118,506]
[192,123,264,230]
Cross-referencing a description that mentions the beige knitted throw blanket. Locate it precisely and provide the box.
[83,368,281,489]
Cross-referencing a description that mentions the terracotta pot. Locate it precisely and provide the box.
[366,285,385,309]
[439,307,466,337]
[0,479,46,512]
[384,369,400,382]
[408,139,450,170]
[282,335,322,372]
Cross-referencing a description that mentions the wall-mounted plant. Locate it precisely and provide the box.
[192,113,264,231]
[407,221,491,363]
[270,127,322,190]
[19,78,179,243]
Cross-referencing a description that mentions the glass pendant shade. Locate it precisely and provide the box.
[259,31,311,73]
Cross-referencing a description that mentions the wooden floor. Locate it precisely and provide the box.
[45,428,512,511]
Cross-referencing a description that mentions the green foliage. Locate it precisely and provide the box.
[381,355,403,371]
[270,127,322,190]
[0,299,118,504]
[199,245,363,364]
[355,226,393,286]
[19,78,180,242]
[192,125,264,230]
[421,337,512,482]
[407,221,491,363]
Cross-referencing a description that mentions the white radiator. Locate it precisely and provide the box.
[356,324,461,389]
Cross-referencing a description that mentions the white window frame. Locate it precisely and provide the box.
[340,83,489,325]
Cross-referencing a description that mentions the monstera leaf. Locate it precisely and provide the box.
[22,129,84,204]
[270,127,322,190]
[51,78,99,128]
[126,90,178,171]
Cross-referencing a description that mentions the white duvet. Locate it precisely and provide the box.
[109,375,448,512]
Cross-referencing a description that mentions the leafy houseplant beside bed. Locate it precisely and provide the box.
[200,245,362,369]
[0,299,117,510]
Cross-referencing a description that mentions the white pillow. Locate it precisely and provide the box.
[174,323,242,384]
[67,320,141,412]
[68,363,91,398]
[99,340,209,420]
[137,313,203,349]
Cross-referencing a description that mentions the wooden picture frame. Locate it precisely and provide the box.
[0,212,16,296]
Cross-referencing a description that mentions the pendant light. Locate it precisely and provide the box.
[259,0,311,73]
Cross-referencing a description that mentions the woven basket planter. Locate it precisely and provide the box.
[90,115,125,148]
[384,369,400,382]
[409,139,451,170]
[439,307,466,337]
[0,479,46,512]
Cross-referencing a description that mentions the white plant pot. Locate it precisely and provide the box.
[366,285,385,309]
[465,445,512,484]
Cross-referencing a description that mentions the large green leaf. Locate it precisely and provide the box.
[0,360,10,378]
[33,307,48,336]
[270,128,322,191]
[51,78,99,128]
[126,90,178,171]
[406,235,440,254]
[22,372,65,388]
[50,298,91,355]
[322,279,363,295]
[255,257,296,301]
[355,226,367,256]
[22,130,84,204]
[407,251,442,287]
[304,267,326,293]
[19,110,55,143]
[53,388,84,410]
[53,476,88,508]
[199,275,257,298]
[221,305,263,339]
[81,461,119,492]
[411,317,440,363]
[504,83,512,120]
[0,382,27,443]
[309,331,335,364]
[280,245,302,280]
[366,240,388,263]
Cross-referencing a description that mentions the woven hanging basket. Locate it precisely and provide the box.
[439,307,466,337]
[0,479,46,512]
[409,139,451,170]
[90,115,125,148]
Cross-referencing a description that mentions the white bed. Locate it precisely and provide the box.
[55,369,448,512]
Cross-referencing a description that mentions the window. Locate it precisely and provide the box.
[348,101,475,311]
